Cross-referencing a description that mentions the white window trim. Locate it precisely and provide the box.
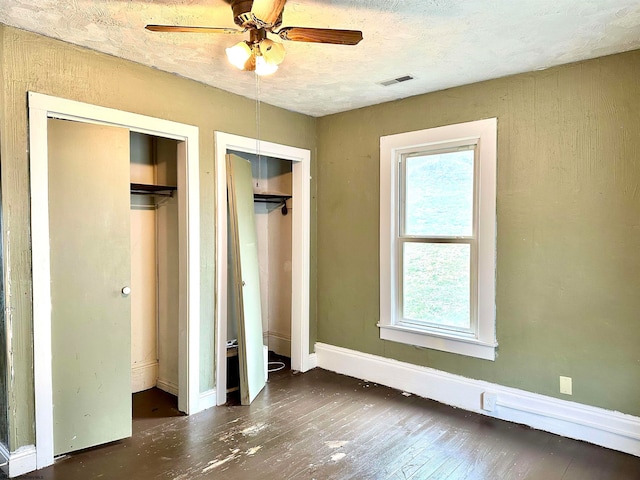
[379,118,497,361]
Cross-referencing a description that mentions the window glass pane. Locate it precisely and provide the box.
[402,243,471,329]
[404,149,474,236]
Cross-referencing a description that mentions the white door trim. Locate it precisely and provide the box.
[214,132,312,405]
[28,92,201,469]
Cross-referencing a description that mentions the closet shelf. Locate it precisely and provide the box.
[130,183,177,197]
[253,193,292,215]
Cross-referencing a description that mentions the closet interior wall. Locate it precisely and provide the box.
[228,150,293,358]
[130,133,179,395]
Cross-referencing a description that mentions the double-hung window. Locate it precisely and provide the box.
[379,118,497,360]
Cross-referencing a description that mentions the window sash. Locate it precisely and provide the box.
[397,238,478,335]
[396,145,479,336]
[399,145,477,239]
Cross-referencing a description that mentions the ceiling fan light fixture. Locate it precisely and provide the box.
[226,41,253,70]
[258,38,285,65]
[255,54,279,76]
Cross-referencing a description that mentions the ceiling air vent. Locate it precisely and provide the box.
[379,75,414,87]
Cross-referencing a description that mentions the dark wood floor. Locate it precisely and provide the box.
[13,359,640,480]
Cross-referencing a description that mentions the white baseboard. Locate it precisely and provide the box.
[315,342,640,457]
[199,389,217,411]
[306,353,317,370]
[131,360,158,393]
[266,332,291,357]
[0,444,37,478]
[156,377,179,396]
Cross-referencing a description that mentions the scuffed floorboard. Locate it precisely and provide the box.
[12,363,640,480]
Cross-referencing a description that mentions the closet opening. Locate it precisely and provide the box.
[30,92,201,469]
[225,150,294,402]
[214,131,311,406]
[130,132,184,422]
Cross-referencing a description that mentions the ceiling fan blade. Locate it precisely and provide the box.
[277,27,363,45]
[251,0,286,26]
[145,25,242,34]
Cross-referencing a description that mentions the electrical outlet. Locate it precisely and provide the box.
[560,376,572,395]
[482,392,497,412]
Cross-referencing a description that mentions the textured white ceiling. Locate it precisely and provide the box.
[1,0,639,117]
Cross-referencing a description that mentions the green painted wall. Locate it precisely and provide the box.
[316,49,640,416]
[0,21,8,449]
[0,24,317,450]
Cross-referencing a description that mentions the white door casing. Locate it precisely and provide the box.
[29,92,201,469]
[214,132,312,405]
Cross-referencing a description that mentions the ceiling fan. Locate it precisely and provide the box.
[146,0,363,76]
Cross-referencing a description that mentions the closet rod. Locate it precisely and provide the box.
[253,193,292,215]
[130,182,176,197]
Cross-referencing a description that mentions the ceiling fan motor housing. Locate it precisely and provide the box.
[232,0,252,24]
[231,0,282,29]
[249,28,267,44]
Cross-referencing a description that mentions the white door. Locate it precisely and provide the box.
[227,154,266,405]
[48,119,132,455]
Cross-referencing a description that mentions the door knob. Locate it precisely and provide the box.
[121,286,131,296]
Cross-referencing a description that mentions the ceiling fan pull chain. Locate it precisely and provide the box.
[255,72,261,163]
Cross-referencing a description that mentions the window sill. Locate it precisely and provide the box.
[378,323,497,361]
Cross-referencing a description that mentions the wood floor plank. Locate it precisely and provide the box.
[13,366,640,480]
[245,381,416,479]
[285,386,431,479]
